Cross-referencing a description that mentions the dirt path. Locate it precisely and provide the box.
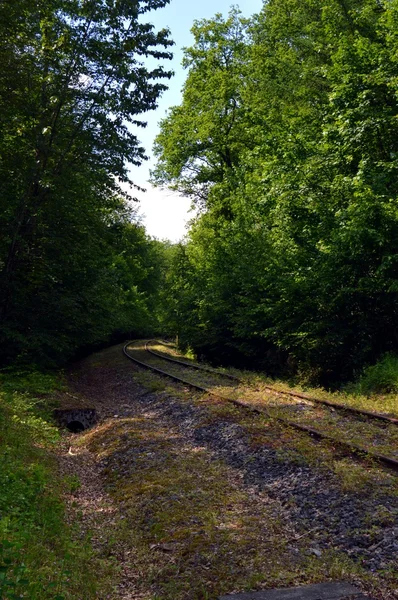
[57,344,397,600]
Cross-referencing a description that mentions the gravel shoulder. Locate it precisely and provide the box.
[58,344,398,600]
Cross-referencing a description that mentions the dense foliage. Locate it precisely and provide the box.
[0,0,173,365]
[153,0,398,384]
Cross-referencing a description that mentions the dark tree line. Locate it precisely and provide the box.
[153,0,398,385]
[0,0,173,365]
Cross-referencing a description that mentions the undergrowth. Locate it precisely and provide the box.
[0,370,101,599]
[348,354,398,395]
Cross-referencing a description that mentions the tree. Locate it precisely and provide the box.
[0,0,173,364]
[153,0,398,384]
[151,8,251,216]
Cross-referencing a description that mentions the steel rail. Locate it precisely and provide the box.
[146,340,240,381]
[123,343,398,474]
[149,341,398,427]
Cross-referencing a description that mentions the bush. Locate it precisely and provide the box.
[350,354,398,395]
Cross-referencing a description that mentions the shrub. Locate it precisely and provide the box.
[350,354,398,395]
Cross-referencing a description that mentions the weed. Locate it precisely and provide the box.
[369,505,396,527]
[332,459,377,492]
[134,371,167,392]
[64,474,81,493]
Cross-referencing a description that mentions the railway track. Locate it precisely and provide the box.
[147,341,398,427]
[123,341,398,474]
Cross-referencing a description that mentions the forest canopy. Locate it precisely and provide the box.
[153,0,398,384]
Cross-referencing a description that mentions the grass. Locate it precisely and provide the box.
[134,370,168,393]
[332,459,393,492]
[0,369,112,600]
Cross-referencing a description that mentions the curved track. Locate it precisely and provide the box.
[146,343,240,381]
[123,341,398,474]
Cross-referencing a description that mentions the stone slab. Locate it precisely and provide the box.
[219,582,369,600]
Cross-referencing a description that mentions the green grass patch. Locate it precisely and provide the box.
[0,370,106,599]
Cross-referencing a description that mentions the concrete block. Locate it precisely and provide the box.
[219,581,370,600]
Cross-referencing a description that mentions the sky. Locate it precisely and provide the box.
[128,0,263,242]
